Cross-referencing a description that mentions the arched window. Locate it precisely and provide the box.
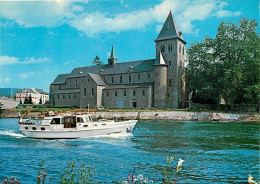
[168,44,172,52]
[129,75,131,83]
[91,88,94,96]
[120,76,122,83]
[179,45,181,53]
[182,46,185,55]
[112,77,114,83]
[115,91,117,96]
[133,90,136,96]
[161,45,165,52]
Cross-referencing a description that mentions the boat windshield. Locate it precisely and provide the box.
[50,118,63,124]
[85,116,92,122]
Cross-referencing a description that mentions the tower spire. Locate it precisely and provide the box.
[108,45,118,66]
[110,45,115,58]
[155,11,186,43]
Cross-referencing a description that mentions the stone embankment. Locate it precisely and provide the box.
[1,109,259,121]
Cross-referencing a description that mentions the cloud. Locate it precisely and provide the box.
[0,0,242,35]
[18,72,35,79]
[215,10,241,18]
[0,55,51,65]
[0,77,11,85]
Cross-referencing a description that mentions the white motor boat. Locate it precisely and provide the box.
[18,113,138,139]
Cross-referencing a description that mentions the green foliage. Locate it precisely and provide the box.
[57,160,94,184]
[39,97,42,104]
[187,17,260,107]
[24,97,29,104]
[28,94,33,104]
[92,56,103,66]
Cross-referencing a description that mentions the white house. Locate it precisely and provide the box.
[16,88,49,104]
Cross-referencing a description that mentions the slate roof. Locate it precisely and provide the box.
[55,89,80,94]
[155,11,186,43]
[104,82,153,90]
[67,59,155,78]
[34,89,48,95]
[51,73,70,85]
[17,88,35,93]
[88,73,106,86]
[154,52,167,66]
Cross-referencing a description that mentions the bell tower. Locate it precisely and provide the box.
[108,46,118,66]
[155,11,187,108]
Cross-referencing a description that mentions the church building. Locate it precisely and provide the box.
[50,11,187,109]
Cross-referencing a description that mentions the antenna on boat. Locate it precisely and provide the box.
[88,104,89,114]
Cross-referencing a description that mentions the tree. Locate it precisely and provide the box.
[19,98,22,105]
[187,17,260,107]
[92,56,103,65]
[39,96,42,104]
[24,97,29,104]
[28,94,33,104]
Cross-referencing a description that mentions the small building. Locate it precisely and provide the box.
[16,88,49,104]
[50,11,187,109]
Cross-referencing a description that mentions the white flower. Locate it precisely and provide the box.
[248,174,258,184]
[177,159,184,168]
[137,174,144,180]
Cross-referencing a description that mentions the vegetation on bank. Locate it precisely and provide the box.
[187,17,259,109]
[1,158,185,184]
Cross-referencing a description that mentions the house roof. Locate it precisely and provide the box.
[17,88,48,95]
[88,73,107,86]
[155,11,186,43]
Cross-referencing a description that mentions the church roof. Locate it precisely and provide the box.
[155,11,186,43]
[154,52,167,66]
[51,73,70,85]
[67,59,155,78]
[88,73,106,86]
[104,82,153,90]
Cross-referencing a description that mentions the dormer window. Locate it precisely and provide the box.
[129,66,133,72]
[166,22,170,29]
[78,71,82,76]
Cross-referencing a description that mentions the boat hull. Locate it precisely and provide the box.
[19,120,137,139]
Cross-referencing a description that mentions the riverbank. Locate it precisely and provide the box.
[1,109,259,121]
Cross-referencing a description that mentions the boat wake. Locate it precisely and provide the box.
[82,132,133,139]
[0,130,25,138]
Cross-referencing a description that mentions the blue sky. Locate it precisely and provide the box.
[0,0,259,92]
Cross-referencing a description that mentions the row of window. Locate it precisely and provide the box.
[160,44,185,55]
[106,90,145,97]
[109,74,150,84]
[57,94,77,100]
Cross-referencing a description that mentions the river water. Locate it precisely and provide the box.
[0,118,259,183]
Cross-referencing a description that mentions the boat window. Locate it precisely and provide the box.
[32,127,36,130]
[25,127,28,130]
[102,123,106,125]
[94,124,97,126]
[50,118,61,124]
[83,125,88,127]
[77,117,84,123]
[85,116,91,122]
[41,127,45,130]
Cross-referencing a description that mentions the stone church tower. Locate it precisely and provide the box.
[154,11,187,108]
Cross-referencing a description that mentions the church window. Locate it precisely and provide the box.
[76,80,78,87]
[142,90,145,96]
[70,80,72,87]
[84,88,86,96]
[63,95,65,99]
[124,91,126,96]
[112,77,114,83]
[168,44,172,52]
[57,95,59,99]
[74,94,77,99]
[148,74,150,80]
[68,95,70,99]
[167,93,169,97]
[115,91,117,96]
[138,75,141,82]
[59,86,61,90]
[133,90,136,96]
[91,88,94,96]
[179,45,181,53]
[182,46,185,55]
[107,92,109,97]
[120,76,122,83]
[129,75,131,83]
[169,79,172,87]
[161,45,165,52]
[169,61,172,68]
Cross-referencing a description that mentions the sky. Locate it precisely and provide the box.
[0,0,259,92]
